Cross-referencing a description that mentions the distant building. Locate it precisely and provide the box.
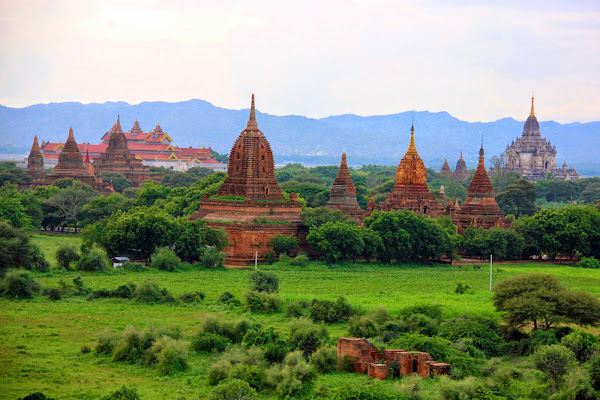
[503,97,579,181]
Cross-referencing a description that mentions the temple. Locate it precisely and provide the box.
[380,124,443,217]
[326,153,364,219]
[25,136,46,181]
[92,116,155,186]
[190,95,306,265]
[439,159,452,177]
[454,152,469,180]
[454,142,509,233]
[502,97,579,181]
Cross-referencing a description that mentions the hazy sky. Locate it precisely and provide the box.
[1,0,599,122]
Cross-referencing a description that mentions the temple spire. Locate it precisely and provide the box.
[247,93,258,129]
[85,144,90,164]
[407,123,417,154]
[68,127,74,141]
[530,95,535,117]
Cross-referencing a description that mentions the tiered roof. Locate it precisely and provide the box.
[327,153,361,213]
[47,128,97,185]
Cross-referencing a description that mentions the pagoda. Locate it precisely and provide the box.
[440,159,453,177]
[26,136,46,180]
[454,152,469,180]
[326,153,364,219]
[47,128,99,186]
[454,143,509,233]
[503,97,579,181]
[380,124,443,217]
[93,116,155,186]
[190,95,306,265]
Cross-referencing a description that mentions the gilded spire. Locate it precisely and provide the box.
[530,95,535,117]
[406,123,418,155]
[247,93,258,129]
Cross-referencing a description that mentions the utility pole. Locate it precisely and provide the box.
[489,254,493,291]
[255,251,258,270]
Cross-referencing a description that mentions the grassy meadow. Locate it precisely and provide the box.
[0,233,599,399]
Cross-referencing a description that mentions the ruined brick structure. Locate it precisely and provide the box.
[337,338,450,380]
[454,152,469,180]
[327,153,365,220]
[26,136,46,180]
[366,195,377,212]
[454,144,509,233]
[190,95,307,265]
[502,97,579,181]
[440,158,452,177]
[93,116,156,186]
[380,124,443,217]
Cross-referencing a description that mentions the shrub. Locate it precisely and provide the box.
[249,270,279,293]
[310,345,337,373]
[80,345,91,354]
[264,251,276,265]
[400,304,443,320]
[96,330,118,356]
[99,385,140,400]
[72,276,91,296]
[390,333,457,362]
[532,344,576,389]
[329,382,401,400]
[148,336,188,375]
[200,247,226,269]
[191,332,230,353]
[309,297,355,323]
[77,248,108,271]
[243,327,289,364]
[150,247,180,272]
[436,375,483,400]
[121,261,148,272]
[267,350,316,398]
[112,283,137,299]
[203,316,261,344]
[55,244,80,270]
[179,291,205,304]
[269,234,298,256]
[210,378,256,400]
[30,246,50,273]
[219,291,235,303]
[348,316,378,338]
[590,355,600,391]
[19,394,57,400]
[560,331,600,362]
[439,314,503,358]
[337,354,356,372]
[289,317,328,358]
[455,282,470,294]
[290,253,310,267]
[0,270,40,299]
[46,288,61,301]
[403,313,439,336]
[577,256,600,269]
[287,300,308,318]
[244,290,283,313]
[133,281,174,304]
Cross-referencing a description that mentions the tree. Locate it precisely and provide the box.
[307,221,364,263]
[249,271,279,293]
[532,345,576,390]
[99,172,132,193]
[0,183,33,229]
[493,273,600,330]
[581,182,600,204]
[496,179,537,218]
[488,153,519,193]
[47,187,96,232]
[0,221,49,275]
[300,207,355,228]
[460,226,524,260]
[80,192,134,227]
[269,234,298,256]
[0,161,29,186]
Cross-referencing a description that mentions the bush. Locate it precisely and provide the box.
[191,332,231,353]
[133,281,174,304]
[73,276,91,296]
[329,382,401,400]
[249,270,279,293]
[77,248,108,271]
[80,345,91,354]
[210,378,256,400]
[99,385,140,400]
[244,290,283,313]
[19,394,57,400]
[560,331,600,362]
[577,256,600,269]
[55,244,80,270]
[455,282,470,294]
[436,375,483,400]
[532,344,576,389]
[439,314,503,358]
[289,318,328,358]
[0,270,40,299]
[147,336,188,375]
[287,300,308,318]
[269,234,298,256]
[337,354,356,372]
[200,247,226,269]
[203,316,261,344]
[309,297,355,323]
[112,283,137,299]
[243,327,289,364]
[30,246,50,273]
[46,288,61,301]
[267,350,316,398]
[96,330,118,356]
[348,316,378,338]
[400,304,443,320]
[150,247,181,272]
[390,333,457,362]
[219,291,235,303]
[179,291,206,304]
[310,345,337,373]
[121,261,148,272]
[264,251,276,265]
[290,253,310,267]
[208,347,267,388]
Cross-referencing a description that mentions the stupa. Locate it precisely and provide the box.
[380,124,443,217]
[47,128,99,186]
[454,142,509,233]
[190,95,307,265]
[26,136,46,180]
[440,159,452,177]
[326,153,364,219]
[93,116,154,186]
[454,152,469,180]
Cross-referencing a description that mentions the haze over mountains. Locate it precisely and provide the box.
[0,99,598,176]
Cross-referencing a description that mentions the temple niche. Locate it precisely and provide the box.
[454,143,509,233]
[326,153,365,220]
[379,124,443,217]
[190,95,307,266]
[93,116,155,186]
[503,97,579,181]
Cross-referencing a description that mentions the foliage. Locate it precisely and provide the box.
[76,248,108,271]
[80,193,134,227]
[391,333,457,362]
[268,234,299,256]
[0,270,41,299]
[460,226,525,260]
[496,179,538,218]
[203,316,260,344]
[0,183,35,229]
[0,221,49,274]
[560,331,600,362]
[266,350,316,398]
[243,327,289,364]
[493,273,600,330]
[264,251,276,265]
[210,379,256,400]
[249,270,279,293]
[133,281,175,304]
[287,300,308,318]
[290,253,310,267]
[577,256,600,269]
[288,318,328,358]
[55,244,80,270]
[19,394,57,400]
[307,221,365,263]
[178,291,205,304]
[300,207,356,228]
[199,247,226,268]
[244,291,283,313]
[439,314,503,358]
[309,296,355,323]
[455,282,470,294]
[532,344,576,389]
[310,345,337,373]
[99,385,140,400]
[329,382,405,400]
[46,185,96,232]
[150,246,181,271]
[160,167,214,188]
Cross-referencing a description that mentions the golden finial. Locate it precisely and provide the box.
[530,95,535,117]
[406,121,417,155]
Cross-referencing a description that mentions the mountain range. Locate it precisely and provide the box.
[0,99,598,176]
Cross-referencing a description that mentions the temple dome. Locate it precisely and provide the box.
[522,96,541,136]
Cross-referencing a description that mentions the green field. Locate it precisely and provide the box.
[0,235,599,399]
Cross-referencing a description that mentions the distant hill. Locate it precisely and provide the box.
[0,99,598,175]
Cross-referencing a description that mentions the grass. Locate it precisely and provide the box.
[3,239,600,399]
[31,233,82,269]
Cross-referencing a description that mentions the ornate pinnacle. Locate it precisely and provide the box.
[68,127,74,141]
[407,123,417,155]
[530,95,535,117]
[247,93,258,129]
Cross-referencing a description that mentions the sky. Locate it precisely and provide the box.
[1,0,599,123]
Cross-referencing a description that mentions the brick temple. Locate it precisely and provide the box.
[338,338,450,380]
[439,158,452,177]
[454,143,509,233]
[326,153,365,220]
[380,124,443,216]
[453,152,469,180]
[25,136,46,181]
[190,95,307,265]
[93,116,156,186]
